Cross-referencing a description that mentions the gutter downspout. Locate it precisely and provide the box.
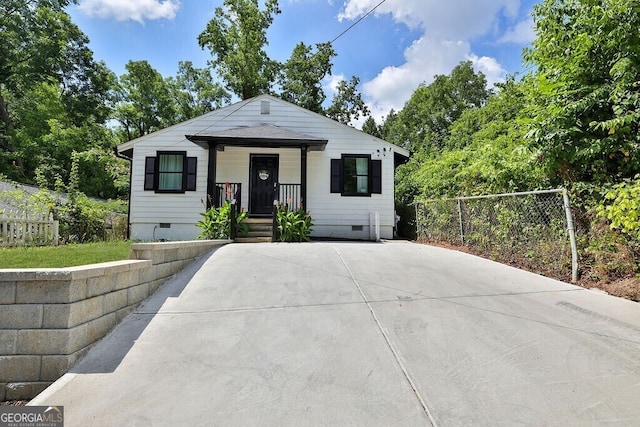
[114,147,133,240]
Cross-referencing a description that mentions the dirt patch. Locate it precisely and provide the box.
[581,277,640,301]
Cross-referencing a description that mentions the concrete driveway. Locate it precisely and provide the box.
[31,241,640,426]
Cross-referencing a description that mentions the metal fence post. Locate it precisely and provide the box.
[414,202,420,239]
[457,198,465,245]
[562,188,579,282]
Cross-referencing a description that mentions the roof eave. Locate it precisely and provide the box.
[185,135,328,151]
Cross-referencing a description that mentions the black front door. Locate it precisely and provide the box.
[249,154,278,215]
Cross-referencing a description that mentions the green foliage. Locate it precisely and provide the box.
[392,77,544,237]
[275,206,313,242]
[166,61,230,122]
[384,61,490,154]
[279,42,336,113]
[0,186,54,218]
[196,201,248,240]
[0,16,120,196]
[1,80,123,196]
[577,212,638,284]
[0,1,114,179]
[198,0,281,100]
[325,76,370,125]
[0,177,127,244]
[114,60,177,141]
[598,177,640,241]
[524,0,640,184]
[58,193,115,243]
[71,148,130,199]
[361,116,381,138]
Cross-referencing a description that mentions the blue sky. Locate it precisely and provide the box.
[68,0,539,122]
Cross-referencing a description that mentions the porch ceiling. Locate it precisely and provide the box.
[186,124,328,151]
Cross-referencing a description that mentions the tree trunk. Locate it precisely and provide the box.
[0,88,26,176]
[0,90,12,140]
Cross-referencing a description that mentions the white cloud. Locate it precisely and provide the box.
[498,17,535,44]
[339,0,521,38]
[363,37,469,118]
[468,54,507,86]
[323,73,346,98]
[362,37,507,122]
[340,0,524,122]
[78,0,180,23]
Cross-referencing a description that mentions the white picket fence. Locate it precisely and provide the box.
[0,211,59,247]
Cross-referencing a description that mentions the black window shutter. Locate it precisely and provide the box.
[330,159,342,193]
[371,159,382,194]
[185,157,197,191]
[144,157,156,191]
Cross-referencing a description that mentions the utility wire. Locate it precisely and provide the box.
[329,0,389,45]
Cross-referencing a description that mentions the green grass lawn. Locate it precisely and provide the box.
[0,241,132,269]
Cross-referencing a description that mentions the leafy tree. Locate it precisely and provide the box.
[524,0,640,184]
[278,42,335,113]
[197,0,367,124]
[114,60,176,141]
[378,109,399,142]
[361,116,381,138]
[326,76,370,125]
[393,79,543,237]
[385,61,490,154]
[1,0,74,129]
[198,0,281,100]
[0,0,114,178]
[167,61,229,122]
[6,81,126,198]
[72,148,129,199]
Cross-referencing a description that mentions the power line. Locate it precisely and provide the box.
[329,0,389,45]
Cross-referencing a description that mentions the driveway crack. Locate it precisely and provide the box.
[333,246,438,427]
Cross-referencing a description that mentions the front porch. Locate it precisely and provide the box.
[186,123,326,242]
[215,182,302,243]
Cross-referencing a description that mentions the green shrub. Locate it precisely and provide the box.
[0,179,126,244]
[196,201,248,239]
[598,176,640,241]
[275,206,313,242]
[59,193,112,243]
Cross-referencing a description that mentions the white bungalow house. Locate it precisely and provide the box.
[117,94,409,242]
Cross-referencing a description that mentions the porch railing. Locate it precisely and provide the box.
[210,182,302,240]
[214,182,242,209]
[275,183,303,210]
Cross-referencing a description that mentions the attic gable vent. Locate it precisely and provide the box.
[261,100,270,115]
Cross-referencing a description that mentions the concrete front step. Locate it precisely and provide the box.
[237,217,273,243]
[244,218,273,223]
[235,236,272,243]
[246,225,273,233]
[245,231,272,237]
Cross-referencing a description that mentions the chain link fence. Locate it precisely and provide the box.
[416,189,578,282]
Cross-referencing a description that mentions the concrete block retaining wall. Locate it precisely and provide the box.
[0,240,229,401]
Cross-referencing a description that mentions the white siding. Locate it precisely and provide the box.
[121,94,408,241]
[128,141,207,241]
